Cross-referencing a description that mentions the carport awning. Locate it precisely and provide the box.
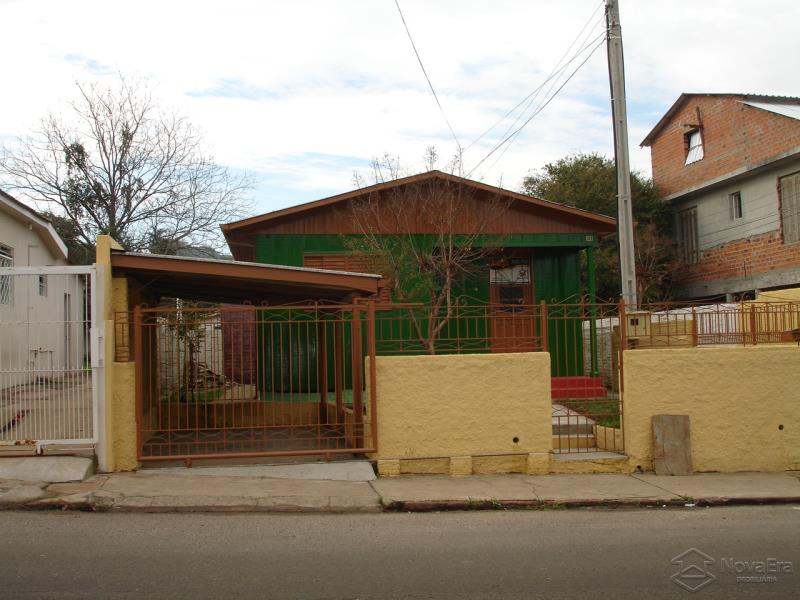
[110,252,381,304]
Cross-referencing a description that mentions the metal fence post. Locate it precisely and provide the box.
[366,300,378,452]
[539,300,548,352]
[351,304,364,448]
[133,304,143,459]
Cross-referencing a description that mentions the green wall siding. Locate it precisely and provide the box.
[254,234,593,378]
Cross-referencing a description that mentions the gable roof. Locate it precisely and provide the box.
[0,189,68,261]
[640,93,800,147]
[221,170,616,259]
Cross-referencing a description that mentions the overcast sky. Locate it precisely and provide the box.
[1,0,798,216]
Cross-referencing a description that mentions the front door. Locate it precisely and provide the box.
[489,253,538,352]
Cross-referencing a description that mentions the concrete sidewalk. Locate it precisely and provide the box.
[1,467,799,513]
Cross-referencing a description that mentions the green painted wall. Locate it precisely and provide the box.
[254,234,593,380]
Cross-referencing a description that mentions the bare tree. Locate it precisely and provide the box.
[0,78,251,255]
[346,148,511,353]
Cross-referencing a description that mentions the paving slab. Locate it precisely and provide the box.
[0,457,94,483]
[371,474,537,504]
[528,473,680,503]
[634,472,800,501]
[137,461,376,481]
[0,484,48,505]
[46,477,106,496]
[93,473,381,512]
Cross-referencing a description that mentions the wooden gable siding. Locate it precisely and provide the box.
[245,190,603,236]
[237,186,614,235]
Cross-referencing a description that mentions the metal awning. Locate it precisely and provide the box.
[110,252,381,304]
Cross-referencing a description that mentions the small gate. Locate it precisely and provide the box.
[133,302,377,462]
[0,266,100,451]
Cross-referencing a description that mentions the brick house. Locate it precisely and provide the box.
[641,93,800,300]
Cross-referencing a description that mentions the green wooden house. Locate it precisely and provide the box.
[221,170,615,384]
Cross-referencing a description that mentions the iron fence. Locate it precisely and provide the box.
[0,267,97,450]
[118,297,800,460]
[130,303,377,462]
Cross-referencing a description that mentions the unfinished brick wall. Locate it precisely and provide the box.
[677,230,800,288]
[649,96,800,197]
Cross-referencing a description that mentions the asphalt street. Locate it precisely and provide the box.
[0,506,798,599]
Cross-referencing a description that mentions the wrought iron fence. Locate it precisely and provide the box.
[129,303,377,462]
[117,297,800,460]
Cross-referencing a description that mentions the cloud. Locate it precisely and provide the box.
[1,0,798,217]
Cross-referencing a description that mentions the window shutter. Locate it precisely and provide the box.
[303,253,391,302]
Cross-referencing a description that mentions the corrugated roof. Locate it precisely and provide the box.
[742,101,800,121]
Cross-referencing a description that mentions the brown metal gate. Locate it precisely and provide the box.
[133,302,377,462]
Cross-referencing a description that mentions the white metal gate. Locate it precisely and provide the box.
[0,266,100,452]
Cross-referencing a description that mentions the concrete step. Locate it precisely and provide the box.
[551,403,595,435]
[0,456,94,483]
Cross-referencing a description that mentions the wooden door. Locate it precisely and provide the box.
[489,254,537,352]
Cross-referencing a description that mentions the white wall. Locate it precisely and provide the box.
[0,213,84,392]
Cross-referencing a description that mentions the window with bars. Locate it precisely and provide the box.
[685,129,704,165]
[38,274,47,297]
[729,191,743,220]
[677,207,699,264]
[0,243,13,304]
[780,171,800,244]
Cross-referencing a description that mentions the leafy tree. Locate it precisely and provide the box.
[522,152,677,302]
[0,79,250,256]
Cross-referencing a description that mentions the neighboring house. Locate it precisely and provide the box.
[0,189,84,390]
[221,170,616,374]
[641,93,800,300]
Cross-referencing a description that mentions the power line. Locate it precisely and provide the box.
[467,36,606,178]
[464,1,605,153]
[477,29,607,179]
[393,0,462,156]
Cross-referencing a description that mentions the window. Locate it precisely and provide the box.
[38,274,47,297]
[677,207,699,264]
[729,191,743,220]
[303,253,391,302]
[685,129,704,165]
[780,171,800,244]
[0,243,13,304]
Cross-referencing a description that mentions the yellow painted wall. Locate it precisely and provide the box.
[111,361,138,471]
[756,286,800,302]
[373,352,552,475]
[623,346,800,472]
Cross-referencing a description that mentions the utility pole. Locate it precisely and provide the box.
[605,0,638,307]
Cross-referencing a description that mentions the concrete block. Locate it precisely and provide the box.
[377,459,401,477]
[527,453,550,475]
[0,457,94,483]
[448,456,473,476]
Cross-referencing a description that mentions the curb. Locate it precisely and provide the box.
[382,496,800,512]
[3,495,800,514]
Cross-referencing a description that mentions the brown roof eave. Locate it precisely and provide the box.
[110,252,380,296]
